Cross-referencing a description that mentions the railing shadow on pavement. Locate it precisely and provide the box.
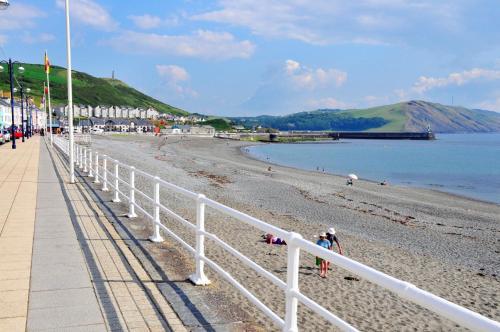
[47,138,215,331]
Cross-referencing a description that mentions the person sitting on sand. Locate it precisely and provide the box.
[316,232,331,278]
[346,178,353,186]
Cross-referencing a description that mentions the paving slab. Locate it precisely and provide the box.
[26,139,187,332]
[27,139,106,331]
[0,137,40,330]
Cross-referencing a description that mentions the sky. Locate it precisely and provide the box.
[0,0,499,116]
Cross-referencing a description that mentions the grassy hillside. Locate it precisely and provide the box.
[231,101,500,133]
[339,103,407,131]
[231,110,388,131]
[0,63,187,115]
[342,100,500,132]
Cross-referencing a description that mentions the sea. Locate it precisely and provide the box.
[246,133,500,204]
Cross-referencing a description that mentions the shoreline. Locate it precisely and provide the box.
[91,135,500,331]
[241,141,500,206]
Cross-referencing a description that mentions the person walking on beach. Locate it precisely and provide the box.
[326,227,343,255]
[325,227,343,272]
[316,232,331,278]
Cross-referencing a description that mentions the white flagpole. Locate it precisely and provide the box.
[65,0,75,183]
[45,51,53,146]
[43,82,47,135]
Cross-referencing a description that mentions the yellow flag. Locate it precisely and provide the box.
[44,52,50,74]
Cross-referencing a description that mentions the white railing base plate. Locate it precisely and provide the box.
[149,234,164,243]
[189,274,211,286]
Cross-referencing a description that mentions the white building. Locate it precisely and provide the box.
[0,99,23,129]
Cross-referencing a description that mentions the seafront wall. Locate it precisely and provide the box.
[216,131,435,141]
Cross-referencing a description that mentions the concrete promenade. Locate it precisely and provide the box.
[0,137,187,331]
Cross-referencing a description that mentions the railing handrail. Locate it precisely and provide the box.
[51,136,500,332]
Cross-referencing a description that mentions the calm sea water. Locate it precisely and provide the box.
[247,134,500,204]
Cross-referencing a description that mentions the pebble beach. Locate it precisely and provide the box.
[91,135,500,331]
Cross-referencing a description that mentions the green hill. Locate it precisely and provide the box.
[231,101,500,133]
[0,63,187,115]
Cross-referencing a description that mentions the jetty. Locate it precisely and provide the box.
[217,131,435,142]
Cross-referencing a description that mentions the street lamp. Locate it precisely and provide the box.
[0,60,24,149]
[25,88,32,138]
[0,0,9,10]
[17,66,26,142]
[65,0,75,183]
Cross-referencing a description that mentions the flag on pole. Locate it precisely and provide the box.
[44,52,50,74]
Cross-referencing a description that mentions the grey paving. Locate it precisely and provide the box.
[27,140,106,331]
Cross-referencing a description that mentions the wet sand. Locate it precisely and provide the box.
[91,135,500,331]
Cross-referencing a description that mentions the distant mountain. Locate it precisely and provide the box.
[0,63,187,115]
[231,101,500,133]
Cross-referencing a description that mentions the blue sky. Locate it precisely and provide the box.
[0,0,499,115]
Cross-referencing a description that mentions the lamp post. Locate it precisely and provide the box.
[65,0,75,183]
[25,88,31,138]
[0,60,24,149]
[17,67,26,142]
[0,1,9,10]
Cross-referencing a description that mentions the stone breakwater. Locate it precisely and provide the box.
[91,135,500,331]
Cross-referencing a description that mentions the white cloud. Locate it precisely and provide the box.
[192,0,463,45]
[0,3,45,30]
[55,0,118,31]
[284,59,347,89]
[128,15,162,30]
[412,68,500,94]
[22,33,56,44]
[477,97,500,112]
[156,65,198,98]
[128,14,179,30]
[156,65,189,82]
[308,97,350,109]
[107,30,255,60]
[285,60,300,74]
[363,95,390,106]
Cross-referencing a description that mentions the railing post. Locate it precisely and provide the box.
[88,149,93,177]
[149,176,164,243]
[79,145,83,169]
[127,167,137,218]
[93,152,100,184]
[284,232,302,332]
[102,155,109,191]
[189,194,211,286]
[83,147,88,173]
[112,162,121,203]
[75,144,79,167]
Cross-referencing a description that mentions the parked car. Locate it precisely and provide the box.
[0,132,4,145]
[2,130,11,142]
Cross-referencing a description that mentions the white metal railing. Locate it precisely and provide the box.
[52,136,500,332]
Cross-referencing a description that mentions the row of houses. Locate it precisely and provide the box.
[0,98,46,131]
[78,117,154,133]
[56,105,208,124]
[75,118,215,136]
[57,105,160,120]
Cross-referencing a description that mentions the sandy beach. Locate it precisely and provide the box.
[90,135,500,331]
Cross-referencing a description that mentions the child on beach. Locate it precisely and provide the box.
[316,232,331,278]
